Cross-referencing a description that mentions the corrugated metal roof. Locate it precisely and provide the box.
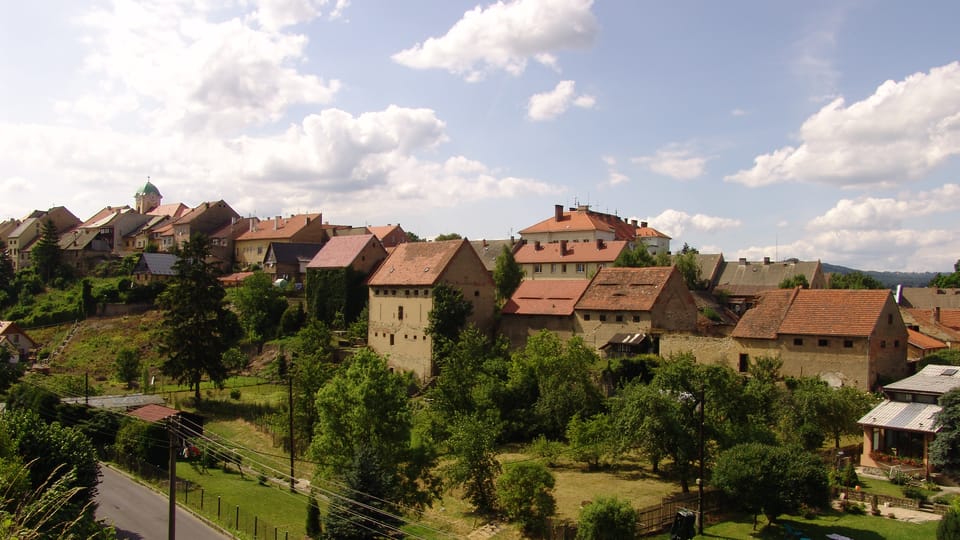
[61,393,166,410]
[883,364,960,395]
[858,400,941,433]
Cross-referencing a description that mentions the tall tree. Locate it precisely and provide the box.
[30,219,62,282]
[781,378,877,449]
[157,233,241,402]
[443,414,502,514]
[0,240,14,305]
[426,282,473,346]
[493,244,524,303]
[496,462,557,538]
[234,270,288,352]
[114,347,140,389]
[674,250,705,289]
[309,349,440,530]
[932,388,960,473]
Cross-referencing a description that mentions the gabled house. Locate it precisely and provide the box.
[519,204,637,244]
[635,221,671,255]
[168,200,240,252]
[0,218,21,246]
[207,217,258,271]
[131,253,179,284]
[7,207,81,272]
[233,213,327,268]
[470,238,523,274]
[305,234,388,324]
[366,239,495,378]
[514,239,627,280]
[730,289,909,390]
[306,234,387,275]
[712,257,827,314]
[0,321,38,363]
[897,287,960,310]
[60,206,152,273]
[263,242,324,285]
[367,224,408,248]
[574,266,698,356]
[907,329,948,361]
[858,364,960,477]
[500,279,590,349]
[901,308,960,350]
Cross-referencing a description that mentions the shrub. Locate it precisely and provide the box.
[576,496,638,540]
[496,462,556,537]
[306,495,321,539]
[528,435,566,467]
[903,485,926,502]
[845,503,866,515]
[229,389,241,400]
[888,468,908,485]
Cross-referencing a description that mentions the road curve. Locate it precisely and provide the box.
[96,464,232,540]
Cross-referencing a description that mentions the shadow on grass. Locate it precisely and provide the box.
[701,511,894,540]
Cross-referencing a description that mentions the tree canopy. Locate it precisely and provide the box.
[493,244,524,303]
[932,388,960,473]
[30,219,62,283]
[234,270,288,351]
[157,233,241,401]
[434,233,463,241]
[426,282,473,346]
[830,271,885,289]
[779,274,810,289]
[930,259,960,288]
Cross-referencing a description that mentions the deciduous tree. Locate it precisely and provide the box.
[932,388,960,473]
[426,282,473,346]
[830,271,885,289]
[114,347,140,389]
[576,496,638,540]
[443,414,501,514]
[234,270,288,352]
[496,461,556,537]
[493,244,524,303]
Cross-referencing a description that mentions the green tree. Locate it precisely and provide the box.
[0,348,25,396]
[932,388,960,473]
[613,243,656,267]
[434,232,463,241]
[830,271,885,289]
[115,418,168,468]
[779,274,810,289]
[306,494,321,539]
[930,259,960,288]
[30,219,62,283]
[284,321,337,454]
[713,443,828,526]
[674,250,705,290]
[443,414,502,514]
[426,282,473,347]
[496,461,556,538]
[309,349,440,521]
[428,327,511,428]
[234,270,288,352]
[782,378,876,449]
[279,301,306,336]
[493,244,524,303]
[566,413,616,470]
[114,347,141,389]
[405,231,424,242]
[576,496,638,540]
[157,233,241,402]
[939,498,960,540]
[0,240,14,307]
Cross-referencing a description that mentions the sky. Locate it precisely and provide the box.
[1,0,959,272]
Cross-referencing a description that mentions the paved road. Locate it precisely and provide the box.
[96,465,232,540]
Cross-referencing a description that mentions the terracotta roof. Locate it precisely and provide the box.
[128,404,181,423]
[470,239,522,272]
[575,266,676,312]
[514,240,627,264]
[148,203,190,218]
[306,235,374,268]
[235,213,321,241]
[218,272,256,285]
[367,239,476,286]
[502,280,590,316]
[210,218,257,240]
[519,206,636,240]
[780,289,893,337]
[907,328,947,351]
[715,259,822,296]
[731,289,798,339]
[368,224,404,241]
[902,308,960,342]
[636,225,671,239]
[905,308,960,331]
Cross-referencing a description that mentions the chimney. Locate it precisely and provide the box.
[482,239,487,247]
[535,240,541,250]
[274,216,281,230]
[560,240,567,256]
[640,221,648,228]
[554,204,564,222]
[631,219,638,227]
[739,257,747,265]
[231,216,238,225]
[305,216,310,225]
[934,307,941,323]
[249,219,256,233]
[763,257,770,265]
[510,235,515,245]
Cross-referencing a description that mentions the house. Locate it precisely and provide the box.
[635,221,671,255]
[305,234,388,323]
[206,217,258,271]
[574,266,698,356]
[263,242,324,284]
[167,200,240,252]
[366,239,495,378]
[907,329,948,361]
[60,206,152,273]
[0,321,38,363]
[233,213,327,268]
[901,308,960,350]
[729,289,909,390]
[858,364,960,477]
[123,198,191,252]
[519,204,638,244]
[712,257,827,314]
[131,253,179,284]
[6,207,81,272]
[897,287,960,310]
[0,218,21,246]
[469,238,523,274]
[306,234,387,275]
[500,279,590,349]
[514,239,627,280]
[367,224,408,248]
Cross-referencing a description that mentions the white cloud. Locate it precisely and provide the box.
[808,184,960,230]
[249,0,351,30]
[636,209,741,239]
[727,62,960,188]
[392,0,598,81]
[600,156,628,186]
[633,147,708,180]
[527,80,595,121]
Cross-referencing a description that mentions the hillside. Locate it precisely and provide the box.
[821,263,939,288]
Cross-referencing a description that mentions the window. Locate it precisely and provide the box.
[391,289,397,296]
[413,289,419,296]
[534,264,543,273]
[738,354,749,373]
[894,339,900,348]
[423,289,430,296]
[793,338,803,346]
[818,339,828,347]
[615,315,623,322]
[390,334,394,346]
[843,340,853,348]
[550,264,557,273]
[599,314,607,322]
[888,314,893,324]
[405,289,410,296]
[398,306,404,320]
[880,340,886,348]
[474,290,480,297]
[561,264,568,273]
[633,315,640,323]
[576,263,586,273]
[583,314,591,321]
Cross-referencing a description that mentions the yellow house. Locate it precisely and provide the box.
[514,239,627,280]
[366,239,495,379]
[233,213,328,268]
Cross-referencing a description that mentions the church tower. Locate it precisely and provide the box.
[135,178,162,214]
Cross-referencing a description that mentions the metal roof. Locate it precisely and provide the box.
[883,364,960,395]
[858,400,941,433]
[61,393,166,410]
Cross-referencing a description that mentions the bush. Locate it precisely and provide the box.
[576,496,638,540]
[939,502,960,539]
[496,462,556,537]
[903,485,926,502]
[528,435,566,467]
[845,502,866,515]
[889,468,909,485]
[229,389,241,400]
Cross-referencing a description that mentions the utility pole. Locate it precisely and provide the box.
[698,385,705,536]
[288,364,295,492]
[168,416,178,540]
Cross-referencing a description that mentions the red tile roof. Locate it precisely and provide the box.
[128,404,181,423]
[367,239,476,286]
[575,266,676,312]
[236,214,321,241]
[502,280,590,316]
[307,234,379,269]
[148,203,190,218]
[733,289,894,339]
[636,224,671,239]
[520,206,636,240]
[514,240,627,264]
[731,289,799,339]
[906,308,960,331]
[907,328,947,351]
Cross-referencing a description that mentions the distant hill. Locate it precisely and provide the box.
[821,263,939,288]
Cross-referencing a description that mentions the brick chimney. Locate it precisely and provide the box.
[934,307,941,323]
[631,219,638,227]
[739,257,747,265]
[596,238,604,249]
[554,204,563,222]
[249,219,257,233]
[274,216,281,230]
[763,257,771,265]
[535,240,541,250]
[560,240,567,256]
[640,221,648,228]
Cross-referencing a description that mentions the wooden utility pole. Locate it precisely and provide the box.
[698,385,705,536]
[168,416,177,540]
[288,367,295,492]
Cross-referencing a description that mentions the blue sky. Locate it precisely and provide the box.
[2,0,959,272]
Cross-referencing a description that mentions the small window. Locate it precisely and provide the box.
[615,315,623,322]
[398,306,404,320]
[423,289,429,296]
[633,315,640,323]
[818,339,828,347]
[894,339,900,348]
[738,354,749,373]
[550,264,556,273]
[561,264,568,273]
[599,314,607,322]
[405,289,410,296]
[881,340,886,348]
[793,338,803,346]
[389,334,395,345]
[584,314,591,321]
[843,340,853,348]
[391,289,397,296]
[534,264,543,273]
[888,314,893,324]
[413,289,419,296]
[474,290,480,297]
[576,263,586,273]
[404,334,408,339]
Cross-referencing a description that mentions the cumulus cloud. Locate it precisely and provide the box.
[808,184,960,230]
[527,80,595,121]
[726,62,960,188]
[392,0,598,81]
[600,155,628,186]
[635,209,741,238]
[251,0,351,30]
[633,147,708,180]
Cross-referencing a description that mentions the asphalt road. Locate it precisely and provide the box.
[96,465,232,540]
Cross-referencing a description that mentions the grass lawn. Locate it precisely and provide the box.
[651,510,939,540]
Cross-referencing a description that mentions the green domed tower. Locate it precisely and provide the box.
[135,178,162,213]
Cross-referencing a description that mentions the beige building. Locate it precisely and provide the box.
[499,279,590,349]
[519,204,638,244]
[514,239,627,280]
[367,224,408,248]
[728,288,909,390]
[60,206,153,273]
[233,213,328,268]
[165,200,240,252]
[635,221,671,255]
[6,207,81,272]
[0,321,38,363]
[366,239,495,378]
